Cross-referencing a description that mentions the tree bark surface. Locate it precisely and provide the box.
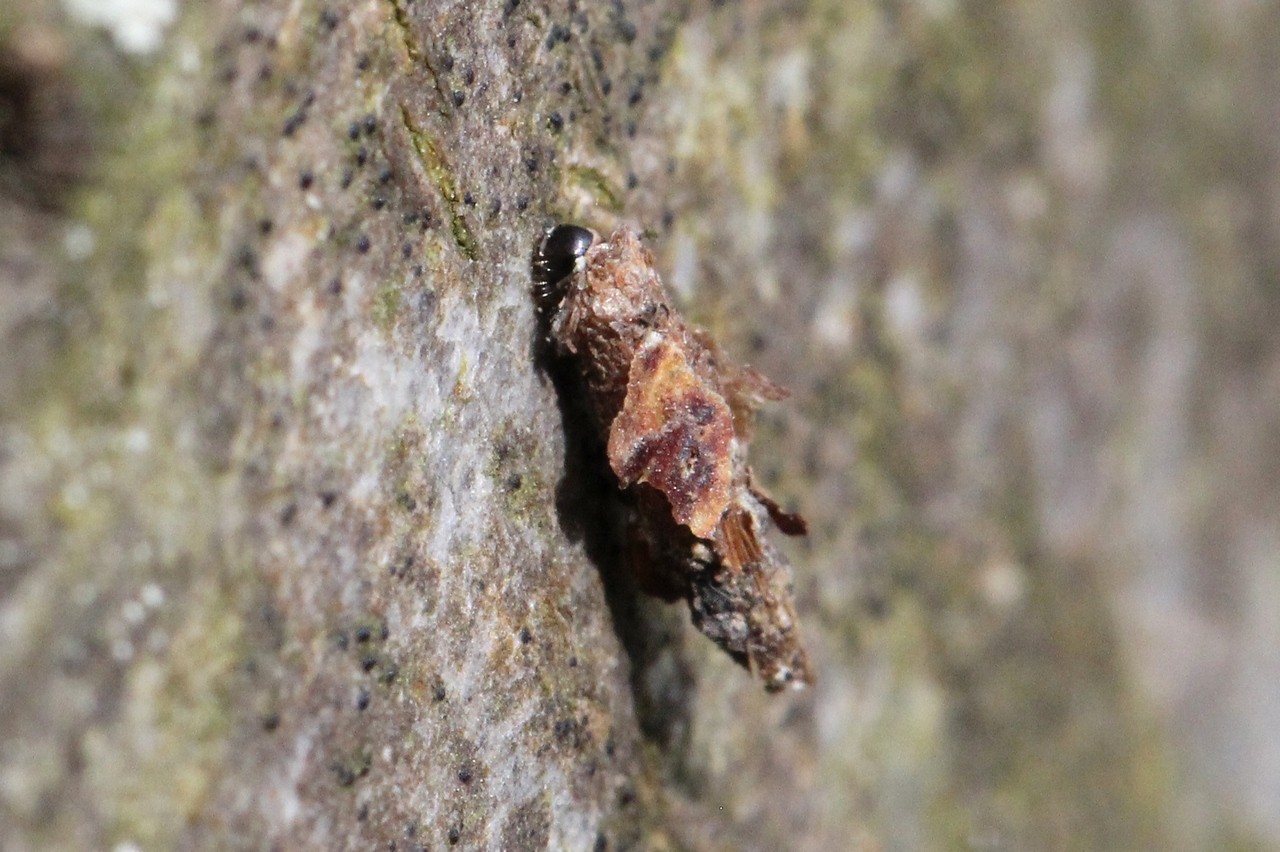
[3,1,1279,850]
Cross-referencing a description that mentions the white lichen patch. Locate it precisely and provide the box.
[63,0,178,55]
[262,231,315,294]
[63,223,96,261]
[811,284,857,351]
[883,272,925,346]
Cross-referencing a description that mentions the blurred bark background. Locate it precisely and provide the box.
[2,0,1278,849]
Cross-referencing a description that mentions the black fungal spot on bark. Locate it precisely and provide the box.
[329,755,369,787]
[195,104,218,133]
[235,245,260,278]
[388,554,414,580]
[282,104,308,136]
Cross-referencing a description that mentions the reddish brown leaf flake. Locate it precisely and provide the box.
[607,336,735,539]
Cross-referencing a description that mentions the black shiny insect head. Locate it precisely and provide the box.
[533,225,595,301]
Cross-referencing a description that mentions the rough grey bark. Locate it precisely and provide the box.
[2,0,1279,850]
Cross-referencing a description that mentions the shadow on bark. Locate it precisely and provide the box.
[529,245,696,753]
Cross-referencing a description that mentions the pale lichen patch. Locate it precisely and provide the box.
[62,0,177,55]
